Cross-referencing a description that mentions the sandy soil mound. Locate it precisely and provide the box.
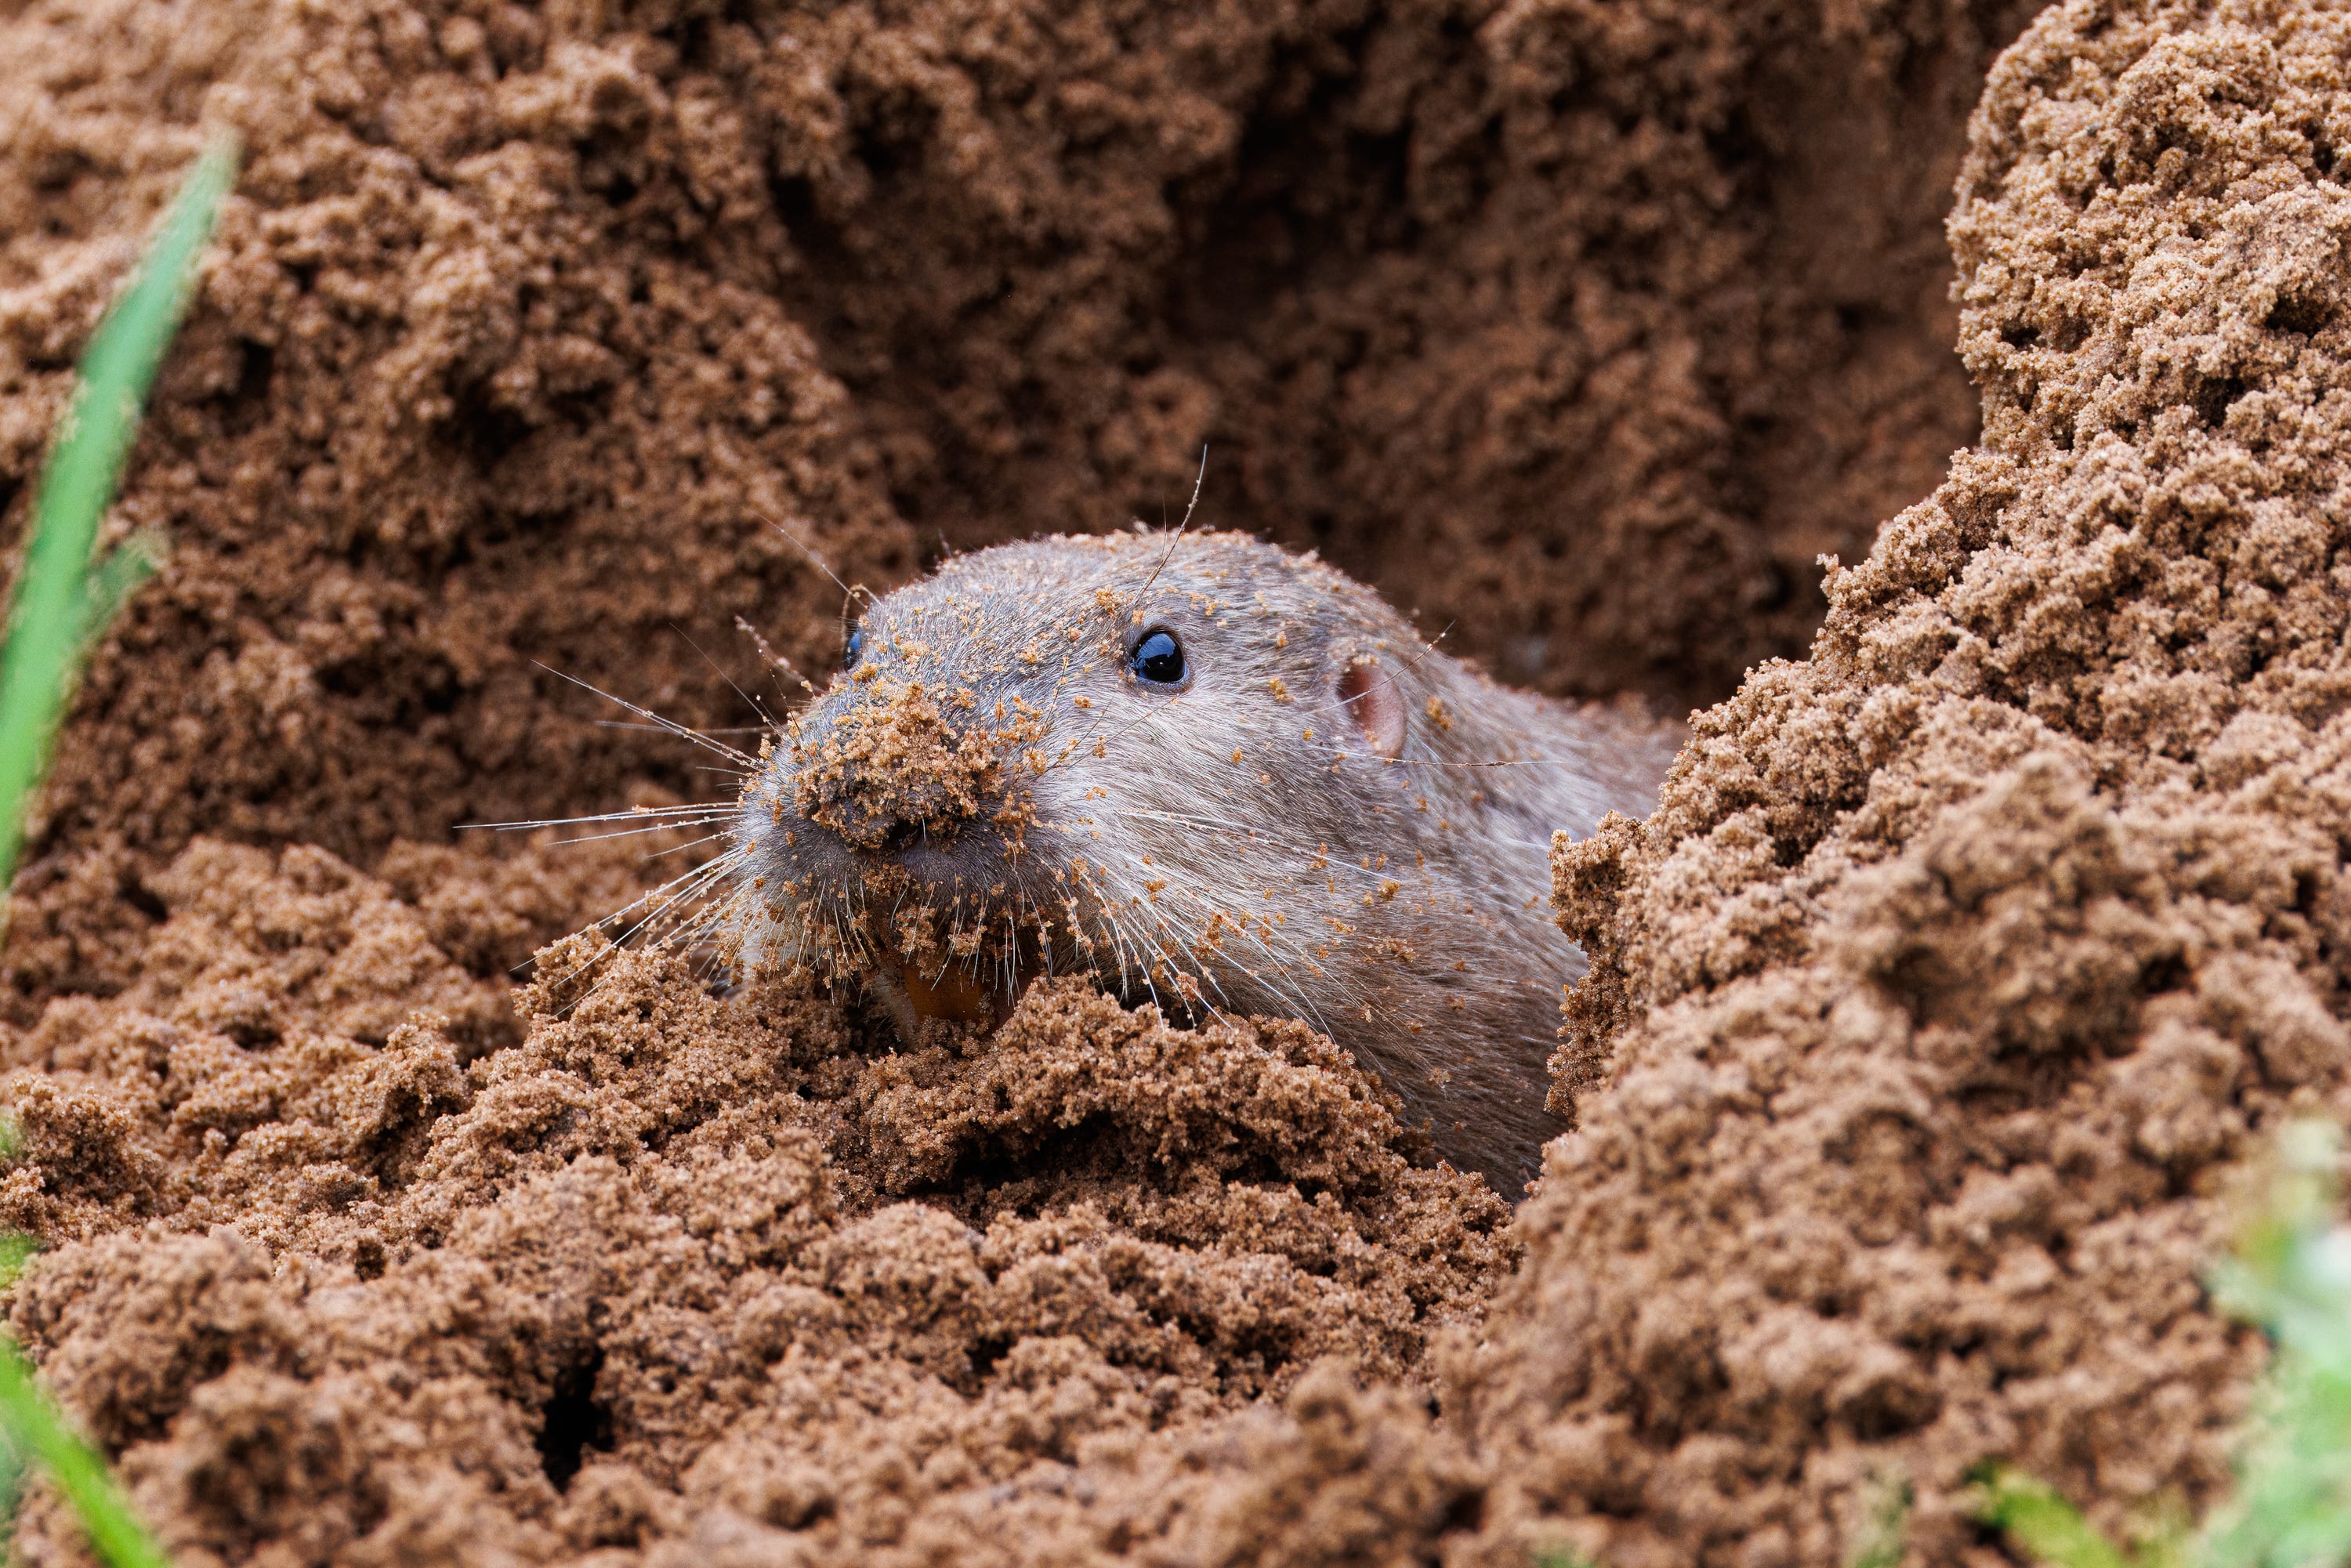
[24,0,2326,1562]
[0,838,1509,1563]
[1482,0,2351,1559]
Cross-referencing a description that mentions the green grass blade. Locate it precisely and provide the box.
[2193,1120,2351,1568]
[1972,1465,2134,1568]
[73,534,164,659]
[0,1338,167,1568]
[0,138,236,890]
[1533,1548,1596,1568]
[1977,1122,2351,1568]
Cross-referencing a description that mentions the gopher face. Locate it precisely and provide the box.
[729,530,1428,1036]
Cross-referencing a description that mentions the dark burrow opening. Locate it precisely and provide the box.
[536,1345,616,1490]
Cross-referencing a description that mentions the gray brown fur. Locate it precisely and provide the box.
[726,531,1683,1192]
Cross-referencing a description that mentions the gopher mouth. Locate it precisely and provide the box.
[864,958,1016,1043]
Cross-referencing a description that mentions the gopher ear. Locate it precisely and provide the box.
[1338,661,1407,760]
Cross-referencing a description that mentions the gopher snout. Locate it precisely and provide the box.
[801,762,966,851]
[789,676,1008,852]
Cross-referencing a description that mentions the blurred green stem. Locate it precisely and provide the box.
[0,138,234,890]
[0,1344,167,1568]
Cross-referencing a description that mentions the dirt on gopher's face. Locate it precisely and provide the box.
[726,528,1440,1041]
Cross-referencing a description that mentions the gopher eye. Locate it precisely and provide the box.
[841,625,864,671]
[1128,628,1186,687]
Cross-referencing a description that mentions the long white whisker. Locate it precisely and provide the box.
[537,661,755,767]
[765,514,856,599]
[595,720,776,737]
[516,818,734,847]
[637,831,733,862]
[462,803,726,830]
[672,623,779,730]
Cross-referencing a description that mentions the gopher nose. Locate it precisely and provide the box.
[806,771,970,852]
[792,679,1001,852]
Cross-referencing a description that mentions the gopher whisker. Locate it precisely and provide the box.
[536,661,755,768]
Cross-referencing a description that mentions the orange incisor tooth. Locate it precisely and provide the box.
[902,964,999,1027]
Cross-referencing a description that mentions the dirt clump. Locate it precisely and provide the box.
[792,674,1009,851]
[0,840,1507,1564]
[1468,0,2351,1560]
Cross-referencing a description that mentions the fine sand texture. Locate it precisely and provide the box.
[1518,0,2351,1559]
[2,0,2339,1561]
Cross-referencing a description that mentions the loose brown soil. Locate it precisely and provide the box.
[1515,2,2351,1559]
[2,0,2336,1561]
